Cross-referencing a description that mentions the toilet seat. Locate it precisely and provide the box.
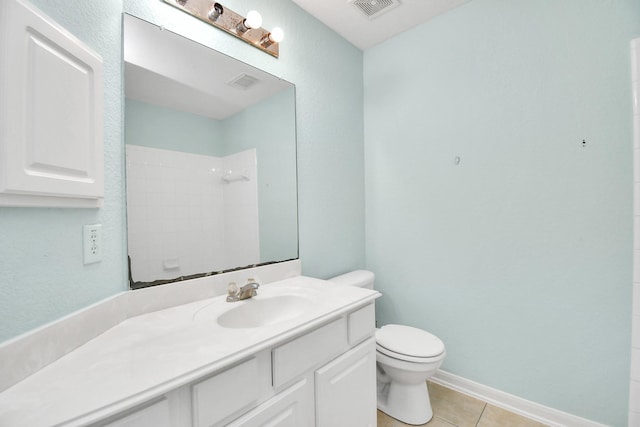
[376,324,445,363]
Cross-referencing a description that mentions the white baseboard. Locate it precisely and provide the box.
[431,370,608,427]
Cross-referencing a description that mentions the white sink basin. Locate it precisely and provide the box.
[216,295,313,329]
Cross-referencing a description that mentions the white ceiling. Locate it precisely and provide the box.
[291,0,471,50]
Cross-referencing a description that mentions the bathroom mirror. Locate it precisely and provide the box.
[124,14,298,289]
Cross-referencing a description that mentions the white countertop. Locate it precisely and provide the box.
[0,276,379,426]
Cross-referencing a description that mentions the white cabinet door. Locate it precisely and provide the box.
[315,338,376,427]
[0,0,104,207]
[226,377,313,427]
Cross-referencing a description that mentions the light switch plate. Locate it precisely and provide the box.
[83,224,102,264]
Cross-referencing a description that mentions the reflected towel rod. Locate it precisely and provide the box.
[222,172,250,183]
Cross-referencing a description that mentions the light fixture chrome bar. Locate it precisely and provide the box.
[163,0,281,58]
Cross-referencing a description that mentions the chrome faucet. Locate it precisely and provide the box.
[226,279,260,302]
[238,281,259,299]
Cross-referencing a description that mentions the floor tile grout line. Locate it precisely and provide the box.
[475,402,488,427]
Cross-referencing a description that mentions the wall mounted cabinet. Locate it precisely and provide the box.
[95,303,377,427]
[0,0,104,208]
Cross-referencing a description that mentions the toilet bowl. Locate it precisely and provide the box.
[376,324,445,425]
[329,271,446,426]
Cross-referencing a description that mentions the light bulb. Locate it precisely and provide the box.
[244,10,262,29]
[268,27,284,43]
[260,27,284,48]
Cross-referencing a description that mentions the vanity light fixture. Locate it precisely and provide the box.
[163,0,283,58]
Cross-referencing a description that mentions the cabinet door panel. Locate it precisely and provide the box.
[0,0,104,207]
[315,338,376,427]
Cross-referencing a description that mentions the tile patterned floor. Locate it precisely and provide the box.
[377,382,550,427]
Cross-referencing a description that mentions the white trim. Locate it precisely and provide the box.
[631,37,640,426]
[431,370,607,427]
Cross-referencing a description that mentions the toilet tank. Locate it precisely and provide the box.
[328,270,375,289]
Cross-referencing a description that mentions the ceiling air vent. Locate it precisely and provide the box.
[350,0,401,20]
[228,74,260,90]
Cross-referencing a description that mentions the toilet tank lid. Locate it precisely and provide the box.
[328,270,374,288]
[376,324,445,358]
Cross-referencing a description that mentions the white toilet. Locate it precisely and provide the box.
[329,270,446,425]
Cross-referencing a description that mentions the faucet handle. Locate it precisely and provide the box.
[226,282,239,302]
[228,282,238,295]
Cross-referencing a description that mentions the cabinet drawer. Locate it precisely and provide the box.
[192,357,259,427]
[226,377,313,427]
[272,318,347,388]
[348,303,375,345]
[101,398,170,427]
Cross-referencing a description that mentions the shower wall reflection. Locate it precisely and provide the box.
[126,144,259,283]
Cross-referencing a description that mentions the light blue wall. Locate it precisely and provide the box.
[0,0,126,342]
[125,98,224,156]
[364,0,640,425]
[0,0,365,343]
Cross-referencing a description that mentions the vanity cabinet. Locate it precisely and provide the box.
[221,303,375,427]
[98,302,376,427]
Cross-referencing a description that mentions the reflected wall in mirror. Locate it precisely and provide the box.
[124,14,298,289]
